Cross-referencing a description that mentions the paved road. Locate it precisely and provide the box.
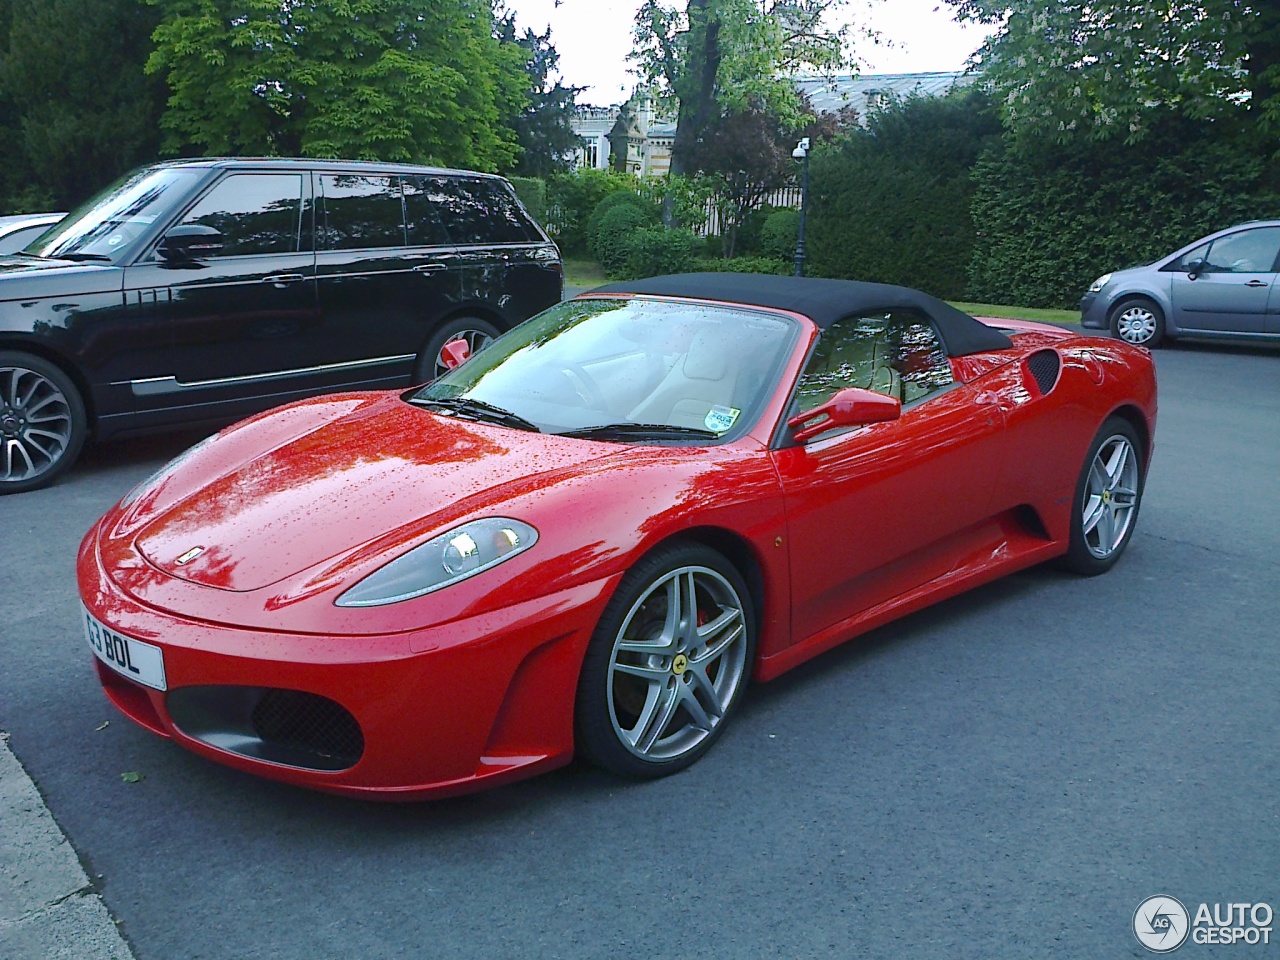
[1,340,1277,959]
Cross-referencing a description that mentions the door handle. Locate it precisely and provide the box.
[413,263,447,274]
[263,273,304,287]
[1245,279,1269,287]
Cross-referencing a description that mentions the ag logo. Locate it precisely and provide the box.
[1134,896,1190,953]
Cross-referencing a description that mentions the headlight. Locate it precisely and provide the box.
[335,518,538,607]
[1088,273,1112,293]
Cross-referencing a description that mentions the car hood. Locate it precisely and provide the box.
[0,254,120,298]
[128,393,619,593]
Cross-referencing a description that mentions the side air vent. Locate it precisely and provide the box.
[1026,349,1061,395]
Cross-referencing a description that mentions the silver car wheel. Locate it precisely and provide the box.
[434,328,493,379]
[1,363,74,484]
[607,565,749,762]
[1081,433,1140,559]
[1115,305,1158,345]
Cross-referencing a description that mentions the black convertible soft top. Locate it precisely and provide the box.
[591,273,1013,357]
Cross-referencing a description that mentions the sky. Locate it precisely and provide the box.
[504,0,996,104]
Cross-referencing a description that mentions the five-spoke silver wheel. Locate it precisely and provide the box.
[577,542,756,777]
[0,352,86,493]
[608,565,748,761]
[1062,417,1144,575]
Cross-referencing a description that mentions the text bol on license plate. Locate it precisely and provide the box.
[82,606,167,691]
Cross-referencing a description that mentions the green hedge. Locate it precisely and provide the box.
[592,205,657,274]
[546,168,641,255]
[615,227,701,279]
[507,176,547,227]
[968,129,1280,307]
[806,91,1001,300]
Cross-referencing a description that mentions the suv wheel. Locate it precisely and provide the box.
[413,317,501,383]
[0,351,87,493]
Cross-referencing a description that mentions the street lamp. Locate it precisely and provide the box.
[792,137,811,278]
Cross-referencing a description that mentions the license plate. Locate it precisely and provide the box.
[82,606,167,691]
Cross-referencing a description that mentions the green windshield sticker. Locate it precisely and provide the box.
[705,405,740,434]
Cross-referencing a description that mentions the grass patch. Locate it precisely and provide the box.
[563,258,608,288]
[950,301,1079,325]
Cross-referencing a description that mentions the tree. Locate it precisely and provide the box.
[0,0,166,212]
[495,12,581,177]
[147,0,527,171]
[630,0,860,190]
[947,1,1280,146]
[691,99,855,256]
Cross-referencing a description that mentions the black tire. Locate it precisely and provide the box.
[1108,296,1165,348]
[576,541,757,779]
[0,351,87,494]
[412,316,501,383]
[1060,417,1144,576]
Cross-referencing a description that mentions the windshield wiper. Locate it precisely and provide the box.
[57,252,113,262]
[556,422,719,442]
[411,396,541,433]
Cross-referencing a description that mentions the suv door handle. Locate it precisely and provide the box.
[263,273,304,287]
[413,263,447,274]
[1245,279,1269,287]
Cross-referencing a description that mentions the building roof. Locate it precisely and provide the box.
[796,71,972,115]
[590,273,1012,356]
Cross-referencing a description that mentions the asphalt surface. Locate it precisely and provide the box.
[1,338,1277,959]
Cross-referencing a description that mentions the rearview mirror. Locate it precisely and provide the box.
[158,224,223,262]
[439,338,471,370]
[788,386,900,443]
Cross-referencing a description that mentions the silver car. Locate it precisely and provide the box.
[0,212,64,255]
[1080,220,1280,347]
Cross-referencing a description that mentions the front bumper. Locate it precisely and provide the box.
[1079,292,1108,330]
[78,528,617,800]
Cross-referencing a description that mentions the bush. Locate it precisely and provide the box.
[759,209,801,261]
[699,256,791,275]
[586,190,659,256]
[545,168,640,255]
[507,176,547,228]
[614,226,701,280]
[592,205,658,274]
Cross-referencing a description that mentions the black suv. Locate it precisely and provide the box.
[0,158,562,492]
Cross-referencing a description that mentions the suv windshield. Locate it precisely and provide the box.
[29,167,201,261]
[412,297,799,441]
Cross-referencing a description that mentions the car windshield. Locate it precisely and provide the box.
[412,297,800,441]
[28,167,201,261]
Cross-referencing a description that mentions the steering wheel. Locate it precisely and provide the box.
[560,361,608,410]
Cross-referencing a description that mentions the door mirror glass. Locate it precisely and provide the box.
[788,386,900,443]
[1186,257,1206,279]
[158,224,224,262]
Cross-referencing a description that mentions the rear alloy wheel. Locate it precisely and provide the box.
[1109,297,1165,348]
[576,542,756,778]
[1061,417,1144,575]
[0,351,87,494]
[413,317,501,383]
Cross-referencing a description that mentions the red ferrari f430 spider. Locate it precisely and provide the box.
[78,274,1156,799]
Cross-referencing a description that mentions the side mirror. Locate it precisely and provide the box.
[1186,257,1206,279]
[158,224,223,262]
[787,386,900,443]
[439,337,471,370]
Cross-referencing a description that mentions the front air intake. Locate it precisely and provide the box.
[168,685,364,771]
[1026,349,1061,395]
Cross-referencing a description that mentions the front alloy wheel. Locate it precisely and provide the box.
[0,352,87,493]
[1062,417,1144,575]
[577,543,755,778]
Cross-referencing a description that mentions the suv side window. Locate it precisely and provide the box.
[1201,227,1280,274]
[792,309,953,414]
[432,177,531,245]
[179,173,303,256]
[402,176,455,247]
[317,174,406,250]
